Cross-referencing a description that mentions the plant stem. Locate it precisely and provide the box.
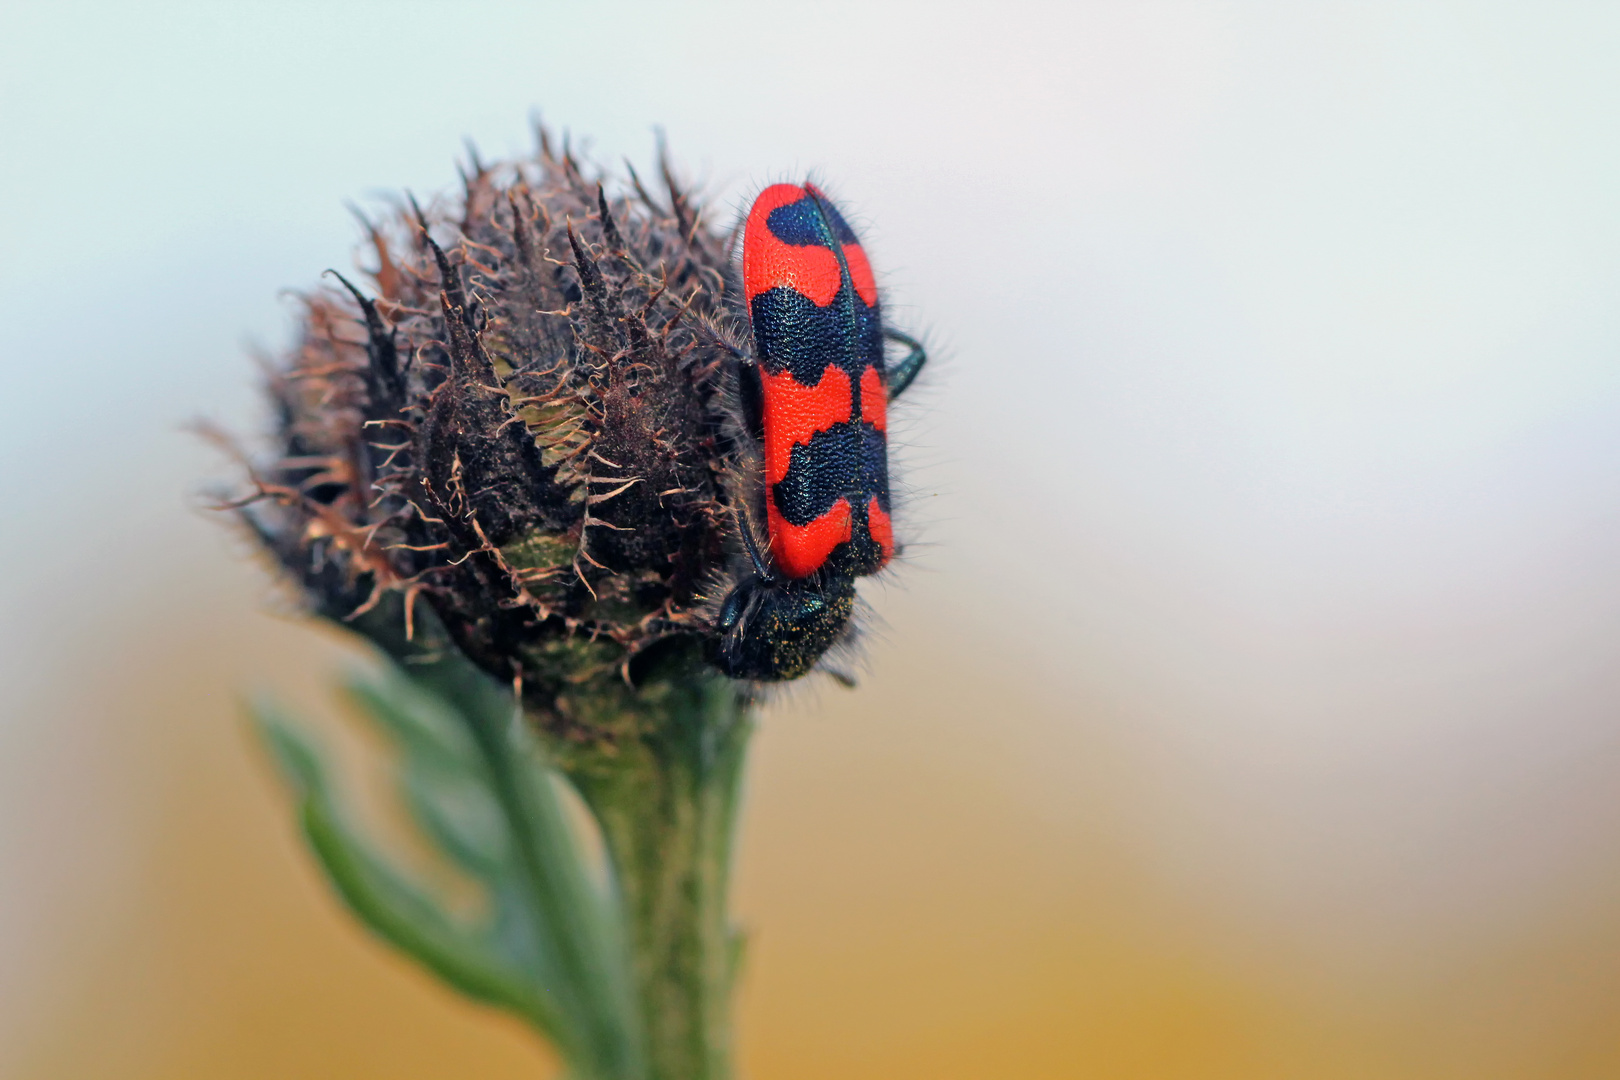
[344,596,752,1079]
[553,674,752,1080]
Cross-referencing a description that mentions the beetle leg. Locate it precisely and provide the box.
[883,328,927,399]
[694,320,767,438]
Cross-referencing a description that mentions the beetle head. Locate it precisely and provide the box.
[707,573,856,681]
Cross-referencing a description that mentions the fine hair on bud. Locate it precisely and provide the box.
[223,128,778,739]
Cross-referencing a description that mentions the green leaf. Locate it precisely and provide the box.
[247,698,567,1042]
[399,757,510,876]
[343,670,512,877]
[254,695,325,797]
[343,668,479,770]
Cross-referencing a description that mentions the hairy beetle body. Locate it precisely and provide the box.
[709,182,926,682]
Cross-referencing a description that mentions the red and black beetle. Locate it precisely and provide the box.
[708,182,926,681]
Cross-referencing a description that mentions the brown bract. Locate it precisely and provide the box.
[227,132,752,738]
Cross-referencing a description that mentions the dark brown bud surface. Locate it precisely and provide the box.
[232,133,754,738]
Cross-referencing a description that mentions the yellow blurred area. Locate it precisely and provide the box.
[9,565,1620,1080]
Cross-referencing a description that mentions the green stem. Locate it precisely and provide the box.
[554,674,752,1080]
[343,595,751,1079]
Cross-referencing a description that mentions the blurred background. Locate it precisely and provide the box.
[7,2,1620,1076]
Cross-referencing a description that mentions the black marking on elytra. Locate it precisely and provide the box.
[765,196,829,247]
[830,498,887,578]
[766,190,862,248]
[749,287,883,388]
[807,189,860,245]
[771,421,891,528]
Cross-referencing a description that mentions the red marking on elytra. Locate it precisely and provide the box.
[759,365,853,485]
[866,497,895,565]
[843,243,878,307]
[768,497,853,579]
[859,366,887,432]
[744,184,842,306]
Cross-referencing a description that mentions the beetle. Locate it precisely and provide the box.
[708,181,926,681]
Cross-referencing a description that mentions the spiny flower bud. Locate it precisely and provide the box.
[226,133,762,739]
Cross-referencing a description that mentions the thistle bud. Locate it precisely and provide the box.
[232,134,757,739]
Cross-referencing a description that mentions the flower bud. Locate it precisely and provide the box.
[233,134,756,737]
